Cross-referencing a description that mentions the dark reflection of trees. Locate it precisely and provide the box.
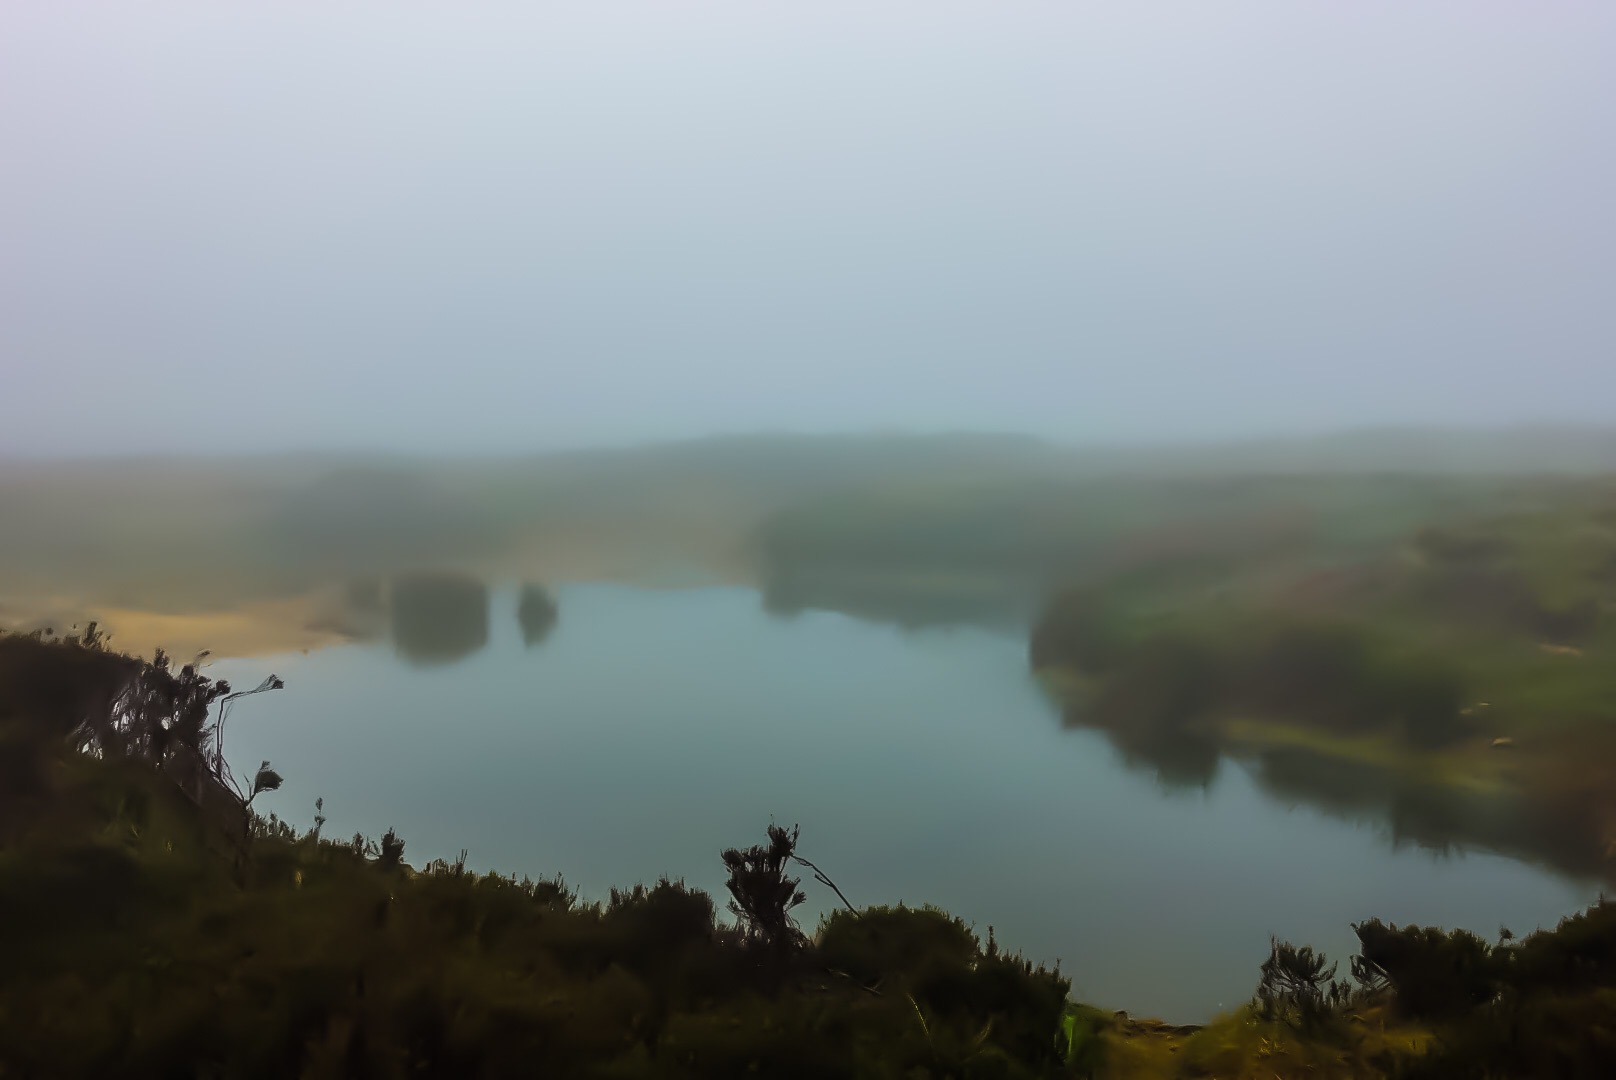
[517,584,558,648]
[1245,746,1611,884]
[390,573,488,667]
[759,571,1028,631]
[1120,729,1221,791]
[1040,624,1609,885]
[1056,704,1221,792]
[1051,693,1612,884]
[1049,633,1225,791]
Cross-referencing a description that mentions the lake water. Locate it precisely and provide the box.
[216,582,1599,1022]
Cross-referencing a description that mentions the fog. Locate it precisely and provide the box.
[8,7,1616,1045]
[3,1,1613,457]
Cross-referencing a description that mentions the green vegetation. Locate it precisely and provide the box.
[1026,486,1616,882]
[6,627,1616,1076]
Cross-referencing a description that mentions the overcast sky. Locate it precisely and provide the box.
[2,2,1612,456]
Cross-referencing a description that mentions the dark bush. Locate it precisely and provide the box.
[720,824,807,956]
[816,909,1070,1068]
[606,878,718,961]
[921,947,1072,1067]
[379,827,405,870]
[1507,898,1616,994]
[1394,970,1616,1079]
[1254,937,1349,1029]
[816,905,977,988]
[1362,899,1616,1078]
[0,628,138,743]
[1352,919,1498,1019]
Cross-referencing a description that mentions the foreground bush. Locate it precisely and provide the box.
[0,627,1087,1078]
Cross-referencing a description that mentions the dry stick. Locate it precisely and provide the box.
[213,675,284,778]
[794,851,874,993]
[793,854,855,913]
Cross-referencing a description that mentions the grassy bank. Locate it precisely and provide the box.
[1027,487,1616,884]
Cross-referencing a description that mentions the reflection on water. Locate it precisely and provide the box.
[1052,701,1615,888]
[389,573,489,666]
[1108,725,1222,792]
[350,574,558,661]
[219,583,1600,1021]
[1248,746,1611,884]
[517,584,559,647]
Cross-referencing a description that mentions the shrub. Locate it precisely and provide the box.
[816,909,1071,1068]
[1352,919,1498,1019]
[1507,898,1616,994]
[605,878,718,961]
[720,824,807,956]
[379,828,405,871]
[1388,903,1616,1080]
[815,905,977,988]
[1254,938,1349,1029]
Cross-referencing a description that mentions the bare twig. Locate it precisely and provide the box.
[212,674,284,779]
[793,853,855,913]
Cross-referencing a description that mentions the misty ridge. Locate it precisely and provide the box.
[4,424,1614,620]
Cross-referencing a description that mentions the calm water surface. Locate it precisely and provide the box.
[218,583,1598,1022]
